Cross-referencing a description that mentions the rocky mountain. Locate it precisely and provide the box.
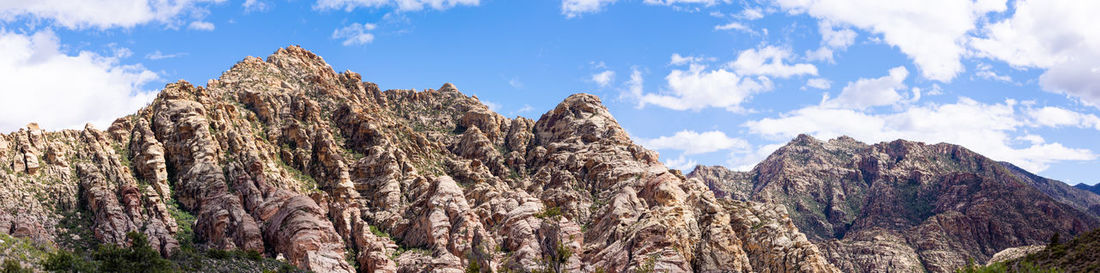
[994,226,1100,272]
[687,135,1100,273]
[1075,183,1100,196]
[0,46,840,273]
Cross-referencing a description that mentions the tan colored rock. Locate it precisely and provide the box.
[986,245,1044,266]
[0,46,851,273]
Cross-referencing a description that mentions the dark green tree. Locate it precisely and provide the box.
[93,232,175,273]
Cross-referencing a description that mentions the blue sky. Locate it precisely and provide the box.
[0,0,1098,184]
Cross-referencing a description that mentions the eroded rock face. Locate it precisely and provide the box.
[689,135,1100,273]
[985,245,1044,266]
[0,46,841,273]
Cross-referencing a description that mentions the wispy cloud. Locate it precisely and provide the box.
[145,50,187,60]
[332,22,377,46]
[188,21,215,31]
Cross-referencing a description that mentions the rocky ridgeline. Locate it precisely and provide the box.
[0,46,840,272]
[688,135,1100,273]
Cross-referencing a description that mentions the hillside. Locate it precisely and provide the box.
[688,135,1100,273]
[0,46,839,273]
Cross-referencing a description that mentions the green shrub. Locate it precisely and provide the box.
[43,249,95,272]
[1,260,32,273]
[92,232,175,273]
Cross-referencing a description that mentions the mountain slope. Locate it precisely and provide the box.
[1075,183,1100,196]
[688,135,1100,273]
[0,46,839,272]
[997,227,1100,272]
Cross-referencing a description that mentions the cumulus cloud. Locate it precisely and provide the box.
[187,20,214,31]
[726,143,784,171]
[970,0,1100,108]
[663,155,699,170]
[638,63,772,112]
[591,70,615,87]
[805,78,831,89]
[822,66,908,109]
[807,21,857,62]
[315,0,479,11]
[0,0,224,29]
[776,0,1007,82]
[727,46,817,78]
[561,0,616,17]
[332,22,377,46]
[1026,106,1100,130]
[633,47,816,112]
[0,30,158,132]
[640,130,749,155]
[745,97,1095,173]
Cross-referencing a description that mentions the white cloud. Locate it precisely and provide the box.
[726,143,783,171]
[637,63,772,112]
[508,77,523,88]
[591,70,615,87]
[623,68,644,99]
[482,100,501,112]
[640,130,749,155]
[974,63,1012,83]
[820,22,857,49]
[561,0,616,18]
[0,30,158,132]
[670,53,709,66]
[516,104,534,113]
[243,0,268,11]
[145,50,186,60]
[643,0,728,6]
[807,21,857,62]
[727,46,817,78]
[776,0,1007,82]
[745,97,1095,173]
[805,78,831,89]
[714,22,751,32]
[822,66,908,109]
[0,0,225,29]
[664,155,699,171]
[332,22,377,46]
[187,20,214,31]
[970,0,1100,108]
[1026,106,1100,130]
[739,7,764,20]
[315,0,479,11]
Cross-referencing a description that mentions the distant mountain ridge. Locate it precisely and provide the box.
[687,134,1100,273]
[1075,183,1100,196]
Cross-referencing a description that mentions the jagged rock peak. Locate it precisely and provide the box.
[0,47,848,273]
[268,45,331,69]
[534,93,631,145]
[791,133,820,145]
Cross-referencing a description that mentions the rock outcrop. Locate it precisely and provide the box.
[688,135,1100,273]
[0,46,839,272]
[985,245,1044,266]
